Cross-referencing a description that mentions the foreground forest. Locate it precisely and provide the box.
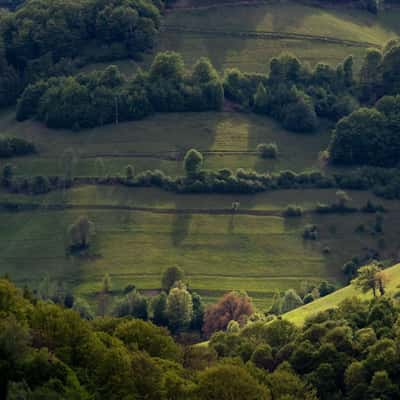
[3,274,400,400]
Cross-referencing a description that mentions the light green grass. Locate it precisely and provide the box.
[1,186,400,309]
[285,262,400,325]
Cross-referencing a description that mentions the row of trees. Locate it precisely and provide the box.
[13,39,400,134]
[224,40,400,134]
[16,53,223,129]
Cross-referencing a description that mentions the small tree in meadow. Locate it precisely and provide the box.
[125,165,134,180]
[68,216,95,250]
[161,266,184,292]
[184,149,203,177]
[353,263,387,298]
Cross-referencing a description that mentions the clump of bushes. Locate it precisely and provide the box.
[302,224,318,240]
[257,143,278,159]
[0,136,36,157]
[283,205,303,217]
[361,200,385,213]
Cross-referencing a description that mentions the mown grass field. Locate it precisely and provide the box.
[0,109,333,177]
[155,1,400,72]
[1,185,400,309]
[285,262,400,325]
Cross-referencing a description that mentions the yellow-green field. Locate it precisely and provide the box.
[285,262,400,325]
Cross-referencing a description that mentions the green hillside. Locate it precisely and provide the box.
[155,1,400,72]
[285,262,400,325]
[1,185,400,309]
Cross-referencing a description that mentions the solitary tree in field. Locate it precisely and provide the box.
[336,190,351,209]
[280,289,303,313]
[161,266,184,293]
[184,149,203,177]
[353,263,387,297]
[125,164,134,180]
[68,216,95,250]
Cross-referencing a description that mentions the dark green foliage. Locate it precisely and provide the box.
[161,266,185,292]
[5,277,400,400]
[113,289,149,319]
[184,149,203,177]
[303,224,318,240]
[17,53,223,129]
[282,96,318,132]
[0,0,162,107]
[283,205,303,217]
[257,142,278,159]
[0,136,36,157]
[329,103,400,167]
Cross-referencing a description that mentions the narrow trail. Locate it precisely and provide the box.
[162,25,380,48]
[0,202,285,217]
[79,149,258,160]
[3,202,396,216]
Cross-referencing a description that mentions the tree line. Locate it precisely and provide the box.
[16,53,223,129]
[13,39,400,170]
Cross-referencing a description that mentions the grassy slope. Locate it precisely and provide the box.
[0,109,334,177]
[1,186,400,309]
[156,2,400,73]
[285,262,400,325]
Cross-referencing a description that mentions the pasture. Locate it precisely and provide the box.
[1,185,399,309]
[0,109,332,178]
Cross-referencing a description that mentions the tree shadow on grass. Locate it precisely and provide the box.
[171,213,192,247]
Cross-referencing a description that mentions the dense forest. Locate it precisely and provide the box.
[2,275,400,400]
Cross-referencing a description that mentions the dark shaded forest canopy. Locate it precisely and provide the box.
[0,0,163,106]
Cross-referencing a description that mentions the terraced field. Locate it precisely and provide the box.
[1,185,400,309]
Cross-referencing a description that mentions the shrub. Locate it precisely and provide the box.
[0,137,36,157]
[283,205,303,217]
[302,224,318,240]
[257,143,278,159]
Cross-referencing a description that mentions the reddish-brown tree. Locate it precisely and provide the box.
[202,291,254,337]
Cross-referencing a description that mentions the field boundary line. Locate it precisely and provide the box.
[162,25,380,48]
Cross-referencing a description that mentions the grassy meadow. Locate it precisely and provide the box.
[0,109,333,177]
[1,185,400,309]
